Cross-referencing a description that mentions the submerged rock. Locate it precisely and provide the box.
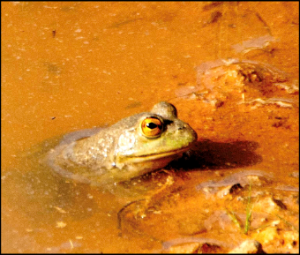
[194,59,298,108]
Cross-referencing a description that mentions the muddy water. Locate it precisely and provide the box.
[2,2,299,253]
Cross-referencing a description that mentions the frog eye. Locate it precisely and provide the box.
[141,117,163,138]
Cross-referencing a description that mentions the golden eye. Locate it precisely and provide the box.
[141,117,163,138]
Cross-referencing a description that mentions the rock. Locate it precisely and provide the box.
[168,242,201,253]
[228,239,264,254]
[253,226,279,246]
[199,243,222,253]
[253,227,299,253]
[252,196,287,213]
[168,242,223,254]
[246,175,269,186]
[282,230,299,251]
[217,183,243,198]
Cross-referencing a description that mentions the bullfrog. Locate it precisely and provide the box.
[47,101,197,186]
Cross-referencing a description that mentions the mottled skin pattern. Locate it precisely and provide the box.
[47,102,197,186]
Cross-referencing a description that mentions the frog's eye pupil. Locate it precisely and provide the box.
[147,122,158,129]
[141,117,163,138]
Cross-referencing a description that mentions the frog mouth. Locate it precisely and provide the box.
[125,147,190,162]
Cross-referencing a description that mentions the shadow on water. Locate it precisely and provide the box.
[169,139,262,171]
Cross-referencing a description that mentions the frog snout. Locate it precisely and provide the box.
[177,123,197,139]
[178,123,191,131]
[178,124,188,130]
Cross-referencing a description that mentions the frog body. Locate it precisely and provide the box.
[47,102,197,185]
